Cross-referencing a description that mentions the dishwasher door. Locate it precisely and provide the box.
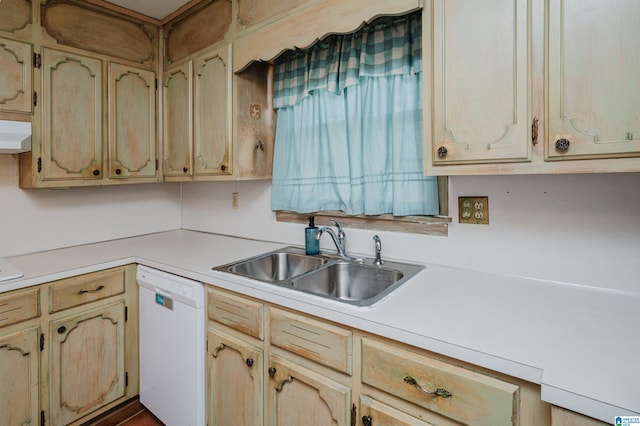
[137,266,205,426]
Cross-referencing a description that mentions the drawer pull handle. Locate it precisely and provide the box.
[77,285,105,295]
[404,376,452,398]
[212,343,226,358]
[275,375,294,392]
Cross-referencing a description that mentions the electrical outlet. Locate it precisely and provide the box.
[458,196,489,224]
[232,192,239,209]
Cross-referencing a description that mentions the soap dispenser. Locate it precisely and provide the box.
[305,216,320,255]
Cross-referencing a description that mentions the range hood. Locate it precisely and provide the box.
[0,119,32,154]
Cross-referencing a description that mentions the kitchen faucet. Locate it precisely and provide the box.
[316,219,347,257]
[373,235,384,265]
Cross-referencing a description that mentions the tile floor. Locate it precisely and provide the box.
[82,399,164,426]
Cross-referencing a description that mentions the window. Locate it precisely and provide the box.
[271,11,450,235]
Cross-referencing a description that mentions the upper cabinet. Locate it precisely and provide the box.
[163,45,232,181]
[40,48,103,182]
[424,0,640,175]
[546,0,640,161]
[19,1,159,188]
[429,0,531,165]
[0,0,31,40]
[0,37,32,115]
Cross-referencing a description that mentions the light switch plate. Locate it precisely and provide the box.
[458,196,489,224]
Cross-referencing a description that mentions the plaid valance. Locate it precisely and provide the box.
[273,10,422,109]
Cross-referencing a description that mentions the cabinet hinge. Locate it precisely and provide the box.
[40,333,44,351]
[155,78,158,90]
[40,410,45,426]
[33,91,38,107]
[37,157,42,173]
[33,53,41,69]
[155,159,159,171]
[125,371,129,388]
[125,306,128,322]
[350,403,356,426]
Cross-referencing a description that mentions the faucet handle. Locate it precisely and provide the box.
[329,219,343,233]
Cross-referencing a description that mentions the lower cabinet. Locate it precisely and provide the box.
[207,328,264,426]
[550,406,610,426]
[0,264,138,426]
[49,301,126,425]
[206,286,552,426]
[267,354,352,426]
[359,395,434,426]
[0,326,40,426]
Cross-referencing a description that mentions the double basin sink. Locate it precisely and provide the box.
[213,247,424,306]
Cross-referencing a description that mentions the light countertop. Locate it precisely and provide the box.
[3,229,638,423]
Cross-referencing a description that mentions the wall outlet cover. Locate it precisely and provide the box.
[458,196,489,224]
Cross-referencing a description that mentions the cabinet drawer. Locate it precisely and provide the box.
[361,337,519,426]
[49,268,125,313]
[0,288,39,328]
[270,307,352,375]
[208,288,264,339]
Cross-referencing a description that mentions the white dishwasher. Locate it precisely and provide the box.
[137,265,205,426]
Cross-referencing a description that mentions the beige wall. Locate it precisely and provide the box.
[0,155,182,257]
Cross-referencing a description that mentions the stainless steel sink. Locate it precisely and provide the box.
[290,261,404,303]
[219,249,327,283]
[213,247,424,306]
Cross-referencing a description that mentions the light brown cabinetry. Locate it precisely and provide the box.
[49,301,126,425]
[40,47,103,182]
[17,0,159,188]
[44,265,138,426]
[361,337,519,426]
[0,288,40,426]
[267,354,352,426]
[20,47,158,187]
[0,37,32,116]
[207,287,264,425]
[206,287,550,426]
[207,328,264,426]
[163,45,232,181]
[108,63,157,180]
[551,406,610,426]
[0,265,138,426]
[424,0,640,175]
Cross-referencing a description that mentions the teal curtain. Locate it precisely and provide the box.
[271,11,439,216]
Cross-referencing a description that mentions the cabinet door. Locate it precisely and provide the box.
[429,0,531,165]
[0,37,32,114]
[108,63,157,180]
[267,354,351,426]
[0,327,39,426]
[208,328,263,426]
[547,0,640,160]
[42,48,103,181]
[359,395,434,426]
[163,60,193,178]
[49,301,126,425]
[194,45,232,177]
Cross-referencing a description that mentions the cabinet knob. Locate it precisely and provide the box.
[57,326,66,334]
[555,138,570,152]
[93,169,100,176]
[183,167,188,173]
[437,146,448,158]
[268,367,276,377]
[362,415,372,426]
[115,168,122,175]
[246,358,254,367]
[221,164,227,172]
